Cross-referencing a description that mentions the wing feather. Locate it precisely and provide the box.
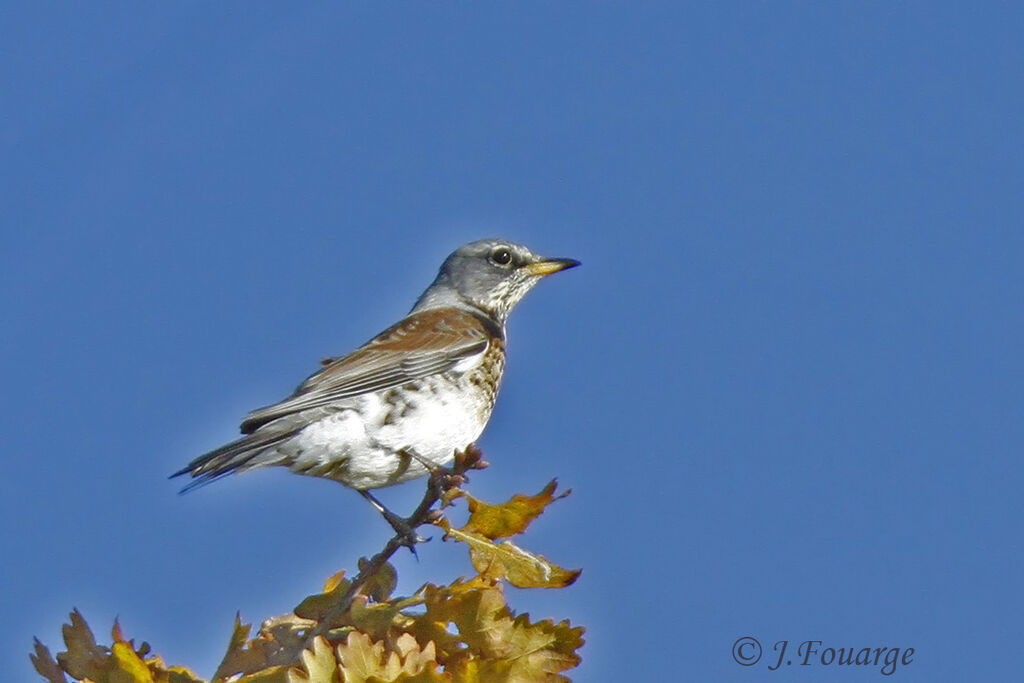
[239,307,495,433]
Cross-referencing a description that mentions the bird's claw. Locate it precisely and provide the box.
[381,510,427,552]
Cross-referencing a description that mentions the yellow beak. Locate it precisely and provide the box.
[521,258,581,277]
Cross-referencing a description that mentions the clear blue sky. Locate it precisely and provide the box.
[3,3,1023,681]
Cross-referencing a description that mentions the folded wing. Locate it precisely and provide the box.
[239,307,495,434]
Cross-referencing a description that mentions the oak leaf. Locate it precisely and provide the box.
[30,638,68,683]
[56,610,108,681]
[213,615,268,680]
[357,558,397,602]
[109,641,155,682]
[235,666,293,683]
[335,632,387,683]
[291,637,339,683]
[346,596,406,641]
[438,524,580,589]
[460,480,569,540]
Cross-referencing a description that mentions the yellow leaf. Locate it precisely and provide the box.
[110,641,156,683]
[461,481,569,540]
[418,583,510,659]
[500,615,584,681]
[335,632,388,683]
[213,614,255,680]
[392,634,438,676]
[439,525,581,589]
[323,571,347,593]
[448,659,514,683]
[404,577,583,680]
[262,613,319,662]
[347,596,405,641]
[236,666,294,683]
[291,637,339,683]
[388,668,451,683]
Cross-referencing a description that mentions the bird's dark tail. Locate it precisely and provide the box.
[171,429,296,493]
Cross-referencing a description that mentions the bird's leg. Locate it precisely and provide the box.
[358,489,427,551]
[399,450,447,498]
[400,448,469,497]
[358,447,486,552]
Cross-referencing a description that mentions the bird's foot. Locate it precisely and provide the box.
[381,510,429,554]
[399,449,464,498]
[359,489,428,553]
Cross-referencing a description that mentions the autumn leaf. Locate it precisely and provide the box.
[295,575,354,624]
[391,633,439,677]
[213,615,269,681]
[30,638,68,683]
[291,636,339,683]
[335,632,388,683]
[323,570,348,592]
[346,596,406,641]
[37,612,206,683]
[438,523,580,589]
[166,666,207,683]
[387,669,451,683]
[31,478,583,682]
[331,631,442,683]
[56,610,108,681]
[109,641,156,682]
[499,615,584,681]
[460,480,569,540]
[419,583,509,658]
[357,558,397,602]
[235,666,293,683]
[449,660,514,683]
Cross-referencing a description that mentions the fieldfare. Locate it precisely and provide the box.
[173,239,578,539]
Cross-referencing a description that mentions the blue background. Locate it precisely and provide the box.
[4,3,1022,681]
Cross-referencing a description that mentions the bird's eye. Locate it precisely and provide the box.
[490,247,513,266]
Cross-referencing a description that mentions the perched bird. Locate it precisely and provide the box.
[173,239,578,540]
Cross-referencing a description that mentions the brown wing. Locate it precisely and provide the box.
[239,307,495,433]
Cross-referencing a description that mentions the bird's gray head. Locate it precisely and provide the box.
[412,239,579,323]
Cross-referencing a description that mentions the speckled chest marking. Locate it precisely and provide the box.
[278,337,506,490]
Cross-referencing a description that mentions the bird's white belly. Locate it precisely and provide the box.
[275,375,491,490]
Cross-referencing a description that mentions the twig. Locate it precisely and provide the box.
[298,446,486,653]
